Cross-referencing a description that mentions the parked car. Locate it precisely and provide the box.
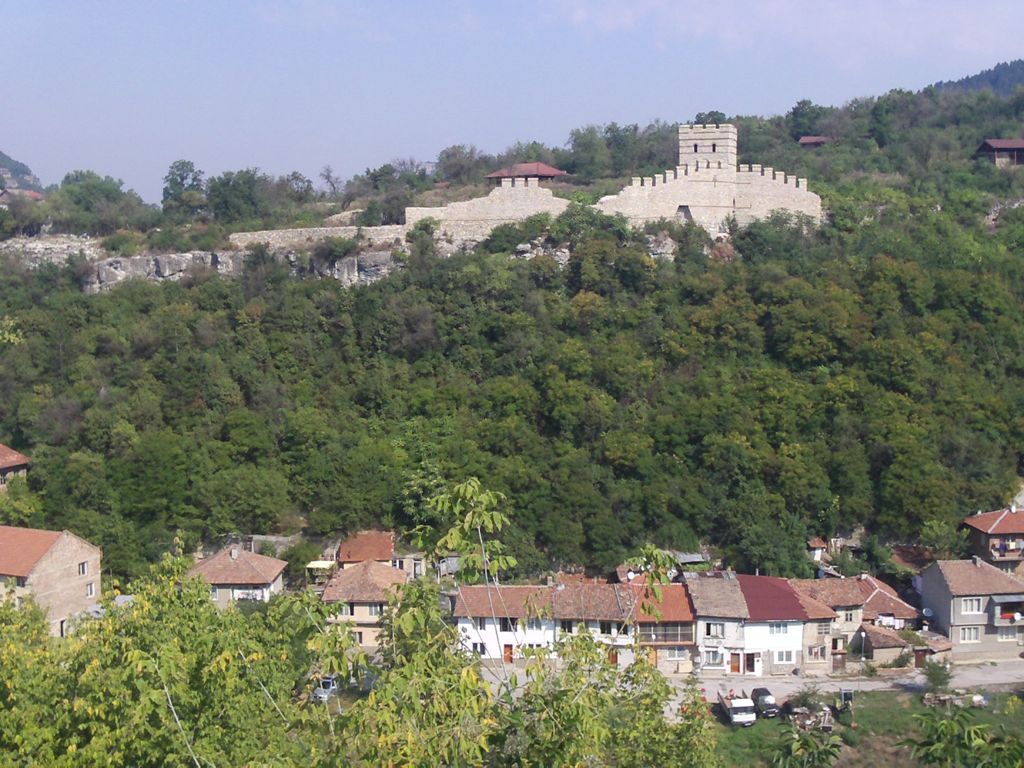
[751,687,780,718]
[312,674,339,704]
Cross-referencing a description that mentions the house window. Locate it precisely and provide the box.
[844,610,855,623]
[816,621,831,636]
[998,626,1016,642]
[336,603,353,616]
[15,576,27,588]
[85,582,95,598]
[617,623,631,636]
[526,618,542,632]
[368,603,384,617]
[808,645,827,661]
[599,621,613,635]
[354,631,363,644]
[391,559,404,571]
[560,620,575,634]
[959,626,981,643]
[78,562,88,576]
[961,598,983,614]
[500,617,514,632]
[476,617,486,631]
[703,650,724,666]
[210,587,219,601]
[666,646,689,660]
[471,642,486,655]
[769,623,788,635]
[705,622,725,639]
[775,650,794,664]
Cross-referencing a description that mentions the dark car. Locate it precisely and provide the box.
[751,687,780,718]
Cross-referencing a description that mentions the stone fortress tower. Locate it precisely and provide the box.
[594,123,821,233]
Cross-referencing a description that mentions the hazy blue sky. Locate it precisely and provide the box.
[4,0,1023,202]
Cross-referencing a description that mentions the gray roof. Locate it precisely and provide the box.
[683,571,750,619]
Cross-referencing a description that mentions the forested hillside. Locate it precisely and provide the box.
[3,82,1024,579]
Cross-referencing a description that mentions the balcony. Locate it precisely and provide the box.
[991,596,1024,627]
[986,537,1024,561]
[640,623,695,645]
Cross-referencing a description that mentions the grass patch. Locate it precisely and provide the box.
[714,690,1024,766]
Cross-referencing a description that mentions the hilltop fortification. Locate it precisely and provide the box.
[231,122,820,253]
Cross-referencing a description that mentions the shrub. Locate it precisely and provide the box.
[788,684,824,711]
[862,662,878,678]
[921,659,952,692]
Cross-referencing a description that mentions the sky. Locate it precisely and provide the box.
[3,0,1023,203]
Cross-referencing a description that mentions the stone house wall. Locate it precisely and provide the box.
[24,532,102,636]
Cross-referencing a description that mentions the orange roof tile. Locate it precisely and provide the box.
[321,559,407,603]
[789,578,865,608]
[0,525,61,577]
[0,443,30,471]
[633,583,694,623]
[963,508,1024,536]
[485,162,568,179]
[189,546,286,587]
[928,559,1024,597]
[336,530,395,563]
[855,574,919,621]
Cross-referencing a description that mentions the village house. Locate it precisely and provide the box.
[919,557,1024,660]
[974,139,1024,167]
[790,577,864,672]
[336,529,425,577]
[0,443,30,490]
[857,623,912,664]
[737,574,836,676]
[189,546,287,608]
[684,570,750,675]
[321,559,409,649]
[856,572,919,629]
[451,581,695,668]
[0,524,101,636]
[963,506,1024,578]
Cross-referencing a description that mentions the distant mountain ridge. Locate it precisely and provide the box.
[0,149,42,191]
[932,59,1024,96]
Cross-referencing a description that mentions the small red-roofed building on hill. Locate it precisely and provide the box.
[335,529,426,577]
[974,139,1024,167]
[485,162,568,184]
[189,545,286,608]
[0,524,101,636]
[964,506,1024,578]
[0,442,30,491]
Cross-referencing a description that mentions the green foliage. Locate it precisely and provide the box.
[921,659,952,693]
[771,724,843,768]
[901,706,1024,767]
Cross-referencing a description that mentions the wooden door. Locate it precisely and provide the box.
[502,644,513,663]
[832,652,846,673]
[607,648,619,665]
[730,653,741,674]
[914,648,929,669]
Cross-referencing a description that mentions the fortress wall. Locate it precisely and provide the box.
[229,225,407,251]
[406,178,569,244]
[595,163,739,232]
[733,166,822,225]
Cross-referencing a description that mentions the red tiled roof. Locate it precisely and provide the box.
[337,530,395,563]
[927,559,1024,597]
[855,574,919,621]
[189,546,286,587]
[633,583,694,623]
[0,443,30,471]
[452,585,551,619]
[321,559,407,603]
[485,162,568,179]
[552,583,637,622]
[737,574,834,621]
[861,622,909,650]
[963,508,1024,535]
[979,139,1024,150]
[790,578,865,609]
[807,537,828,549]
[0,525,62,577]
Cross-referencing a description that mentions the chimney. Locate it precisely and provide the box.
[973,555,982,567]
[230,547,239,561]
[1011,504,1018,514]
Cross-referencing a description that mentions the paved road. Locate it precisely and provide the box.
[668,658,1024,710]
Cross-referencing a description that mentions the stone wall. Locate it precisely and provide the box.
[228,224,406,251]
[405,177,570,243]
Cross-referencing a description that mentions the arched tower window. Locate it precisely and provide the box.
[712,143,717,153]
[693,143,698,154]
